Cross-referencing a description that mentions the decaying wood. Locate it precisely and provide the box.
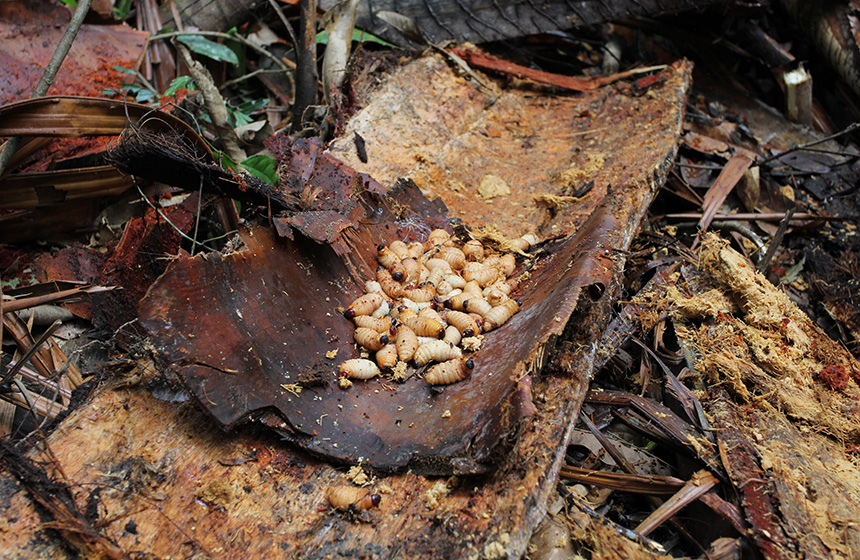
[665,235,860,558]
[0,52,691,557]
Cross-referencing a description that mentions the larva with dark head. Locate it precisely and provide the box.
[326,485,382,511]
[395,323,419,362]
[444,310,480,337]
[443,292,470,311]
[387,260,407,282]
[482,299,521,331]
[376,267,404,299]
[354,327,389,351]
[425,357,474,385]
[375,343,398,370]
[377,244,401,269]
[463,297,493,317]
[413,340,463,366]
[338,359,381,380]
[390,305,413,322]
[345,292,386,319]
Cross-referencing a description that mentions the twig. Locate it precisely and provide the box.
[0,321,62,386]
[135,183,215,252]
[754,121,860,167]
[267,0,300,53]
[756,206,795,274]
[660,212,834,222]
[0,0,93,177]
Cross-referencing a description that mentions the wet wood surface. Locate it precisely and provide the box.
[0,54,692,558]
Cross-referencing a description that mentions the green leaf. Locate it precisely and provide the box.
[240,154,279,185]
[227,107,253,128]
[163,76,196,97]
[176,34,239,65]
[352,29,395,46]
[134,87,158,104]
[316,28,395,47]
[226,98,268,128]
[112,65,137,75]
[112,0,133,20]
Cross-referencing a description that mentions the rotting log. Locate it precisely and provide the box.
[666,235,860,559]
[0,53,692,558]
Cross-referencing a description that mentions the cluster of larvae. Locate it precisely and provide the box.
[337,229,535,388]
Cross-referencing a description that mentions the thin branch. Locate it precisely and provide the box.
[754,121,860,167]
[267,0,300,51]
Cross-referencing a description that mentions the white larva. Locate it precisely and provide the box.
[395,324,419,362]
[462,239,484,261]
[376,244,401,268]
[418,306,446,326]
[338,358,381,380]
[434,279,454,296]
[442,325,462,346]
[463,297,493,317]
[389,239,411,259]
[345,292,386,319]
[326,485,381,510]
[371,300,391,318]
[353,315,396,333]
[497,253,516,277]
[462,262,499,287]
[509,234,537,252]
[444,274,466,289]
[402,316,446,338]
[403,283,435,303]
[365,280,383,294]
[482,299,521,331]
[425,358,474,385]
[414,340,463,366]
[445,310,480,337]
[375,343,398,370]
[354,327,389,352]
